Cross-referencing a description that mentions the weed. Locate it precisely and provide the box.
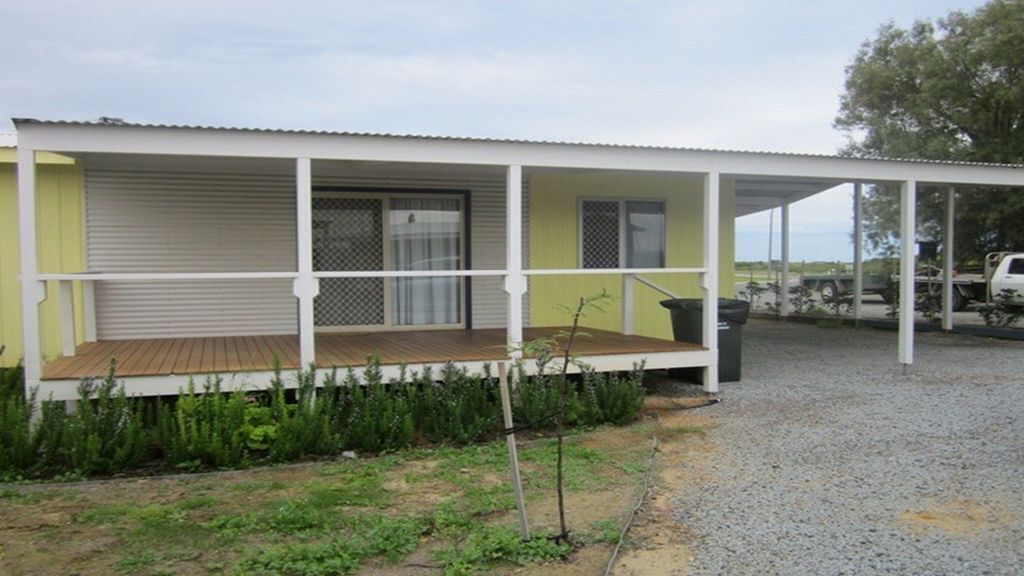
[178,495,218,510]
[434,525,571,575]
[238,540,361,576]
[77,503,137,524]
[0,487,38,503]
[591,518,622,544]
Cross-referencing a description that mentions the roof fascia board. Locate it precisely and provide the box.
[15,123,1024,188]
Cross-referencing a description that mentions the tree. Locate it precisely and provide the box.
[835,0,1024,263]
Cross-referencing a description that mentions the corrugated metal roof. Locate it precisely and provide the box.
[11,118,1024,169]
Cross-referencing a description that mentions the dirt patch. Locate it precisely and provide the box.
[604,396,719,575]
[900,499,1013,537]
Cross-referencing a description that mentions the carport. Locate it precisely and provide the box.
[735,164,1023,367]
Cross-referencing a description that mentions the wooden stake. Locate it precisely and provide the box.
[498,362,530,540]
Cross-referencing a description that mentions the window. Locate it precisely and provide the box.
[580,199,666,268]
[1009,258,1024,275]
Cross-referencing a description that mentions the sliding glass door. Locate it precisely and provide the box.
[389,198,462,326]
[312,193,463,331]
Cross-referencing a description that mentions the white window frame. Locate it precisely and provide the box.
[577,197,667,269]
[313,190,467,333]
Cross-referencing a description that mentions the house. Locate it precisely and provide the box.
[8,119,1024,403]
[1,135,85,367]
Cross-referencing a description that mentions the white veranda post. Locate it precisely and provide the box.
[18,147,45,399]
[504,165,525,358]
[294,157,318,369]
[898,179,917,368]
[702,172,720,393]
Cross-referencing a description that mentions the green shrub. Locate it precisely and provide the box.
[0,352,647,480]
[60,368,150,474]
[268,366,341,461]
[411,363,501,445]
[159,376,248,469]
[511,368,569,430]
[577,365,646,426]
[0,361,34,477]
[978,289,1024,327]
[340,358,415,453]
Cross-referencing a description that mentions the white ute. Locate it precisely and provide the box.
[989,252,1024,303]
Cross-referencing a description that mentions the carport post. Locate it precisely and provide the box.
[942,186,955,331]
[853,183,864,321]
[701,172,720,393]
[780,202,790,317]
[899,180,916,369]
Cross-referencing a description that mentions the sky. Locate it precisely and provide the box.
[1,0,989,262]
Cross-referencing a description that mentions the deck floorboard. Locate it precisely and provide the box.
[42,327,703,380]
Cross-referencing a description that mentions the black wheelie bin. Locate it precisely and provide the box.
[659,298,751,383]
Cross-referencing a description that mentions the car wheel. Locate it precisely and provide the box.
[951,289,967,312]
[819,281,838,300]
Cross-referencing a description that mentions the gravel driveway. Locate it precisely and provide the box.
[676,320,1024,575]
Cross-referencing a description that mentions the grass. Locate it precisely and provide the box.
[0,426,656,575]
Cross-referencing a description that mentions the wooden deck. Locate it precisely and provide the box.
[42,327,703,380]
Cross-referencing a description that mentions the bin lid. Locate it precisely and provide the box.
[659,298,751,324]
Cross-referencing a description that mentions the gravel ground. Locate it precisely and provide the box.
[676,319,1024,576]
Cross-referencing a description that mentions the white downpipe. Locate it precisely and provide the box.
[17,147,45,396]
[293,158,318,369]
[899,180,916,368]
[702,172,720,393]
[504,165,525,357]
[853,183,864,321]
[942,187,955,332]
[780,202,790,317]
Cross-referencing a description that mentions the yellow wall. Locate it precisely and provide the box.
[528,172,735,340]
[0,156,85,367]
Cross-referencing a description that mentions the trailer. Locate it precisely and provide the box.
[801,252,1023,311]
[800,272,888,300]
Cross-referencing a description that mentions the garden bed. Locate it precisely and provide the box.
[0,393,713,576]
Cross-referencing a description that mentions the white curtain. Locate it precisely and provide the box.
[390,198,461,325]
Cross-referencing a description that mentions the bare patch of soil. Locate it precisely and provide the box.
[605,395,719,576]
[900,499,1014,537]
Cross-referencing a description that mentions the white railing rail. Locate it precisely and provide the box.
[620,273,686,335]
[39,267,706,360]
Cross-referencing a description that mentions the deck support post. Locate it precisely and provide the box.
[780,202,790,317]
[853,183,864,321]
[18,147,45,399]
[504,165,526,359]
[942,186,955,332]
[294,157,318,370]
[59,280,76,357]
[701,172,720,393]
[899,179,916,368]
[621,274,635,335]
